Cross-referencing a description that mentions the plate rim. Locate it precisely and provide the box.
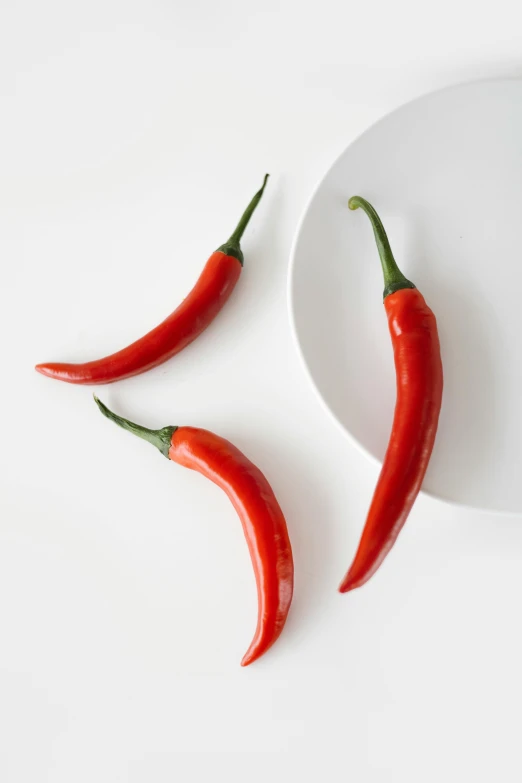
[287,76,522,517]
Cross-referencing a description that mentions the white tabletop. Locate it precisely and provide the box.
[1,0,521,780]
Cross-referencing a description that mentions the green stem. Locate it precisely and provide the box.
[348,196,415,298]
[94,396,176,459]
[217,174,269,264]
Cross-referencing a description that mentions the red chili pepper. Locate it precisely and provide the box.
[339,197,443,593]
[94,396,293,666]
[35,175,269,385]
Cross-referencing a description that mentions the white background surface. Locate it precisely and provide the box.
[1,1,522,780]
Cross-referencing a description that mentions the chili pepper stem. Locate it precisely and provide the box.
[348,196,415,298]
[217,174,269,264]
[93,396,176,458]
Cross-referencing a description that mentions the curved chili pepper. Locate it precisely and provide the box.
[94,396,293,666]
[339,197,443,593]
[35,175,269,385]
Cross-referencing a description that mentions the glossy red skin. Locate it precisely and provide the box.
[35,251,241,384]
[169,427,294,666]
[340,288,443,592]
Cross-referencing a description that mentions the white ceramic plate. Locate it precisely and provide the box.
[289,79,522,514]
